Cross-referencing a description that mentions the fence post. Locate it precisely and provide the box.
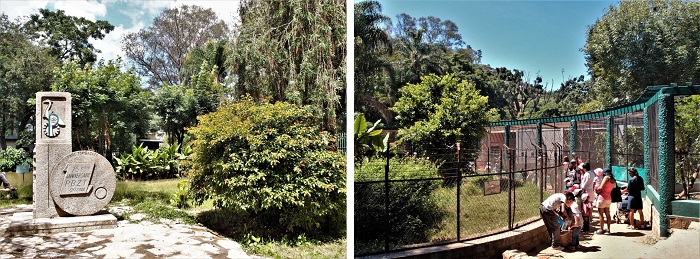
[456,142,461,241]
[384,153,390,251]
[606,116,613,169]
[504,125,511,228]
[536,123,543,200]
[511,148,516,229]
[658,93,675,238]
[570,120,577,159]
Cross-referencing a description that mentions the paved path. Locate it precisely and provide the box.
[0,205,261,258]
[528,205,699,259]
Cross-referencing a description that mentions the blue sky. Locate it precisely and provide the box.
[371,0,618,91]
[0,0,240,64]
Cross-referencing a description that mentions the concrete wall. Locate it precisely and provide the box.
[362,220,549,259]
[644,196,660,237]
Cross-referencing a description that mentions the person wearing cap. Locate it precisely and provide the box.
[540,192,576,251]
[595,168,615,234]
[625,168,645,229]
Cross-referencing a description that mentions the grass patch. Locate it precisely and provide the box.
[243,236,346,259]
[197,207,346,259]
[430,177,545,241]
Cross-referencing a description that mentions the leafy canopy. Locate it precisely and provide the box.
[25,8,114,65]
[51,59,151,157]
[0,14,59,150]
[186,97,345,233]
[230,0,346,133]
[391,74,498,156]
[584,0,700,105]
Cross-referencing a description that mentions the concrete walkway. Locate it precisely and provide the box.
[528,206,700,259]
[0,205,262,258]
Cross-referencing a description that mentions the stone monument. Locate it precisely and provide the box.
[34,92,116,218]
[34,92,73,218]
[6,92,117,236]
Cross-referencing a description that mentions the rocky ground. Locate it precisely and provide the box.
[0,205,263,258]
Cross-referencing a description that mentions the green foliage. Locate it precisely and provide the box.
[181,40,229,85]
[354,157,443,254]
[675,95,700,185]
[353,114,389,164]
[153,62,224,145]
[354,1,394,124]
[584,0,700,105]
[52,59,151,158]
[114,143,189,181]
[170,180,191,209]
[230,0,346,133]
[241,233,345,259]
[0,14,59,151]
[24,8,114,65]
[186,97,346,233]
[391,74,498,159]
[0,147,29,172]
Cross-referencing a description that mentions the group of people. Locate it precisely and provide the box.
[539,153,646,251]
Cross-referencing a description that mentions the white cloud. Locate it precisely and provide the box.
[54,0,106,21]
[91,22,144,63]
[1,0,241,65]
[0,0,51,21]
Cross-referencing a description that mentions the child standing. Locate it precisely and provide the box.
[568,190,584,250]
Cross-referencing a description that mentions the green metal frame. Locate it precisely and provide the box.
[488,83,700,237]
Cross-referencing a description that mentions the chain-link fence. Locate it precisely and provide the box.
[355,141,559,255]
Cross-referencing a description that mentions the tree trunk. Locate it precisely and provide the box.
[0,115,6,150]
[359,94,395,125]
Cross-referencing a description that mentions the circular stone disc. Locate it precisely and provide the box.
[49,151,116,216]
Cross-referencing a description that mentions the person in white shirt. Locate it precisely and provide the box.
[540,192,576,251]
[569,190,584,250]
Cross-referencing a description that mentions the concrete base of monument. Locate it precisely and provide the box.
[6,209,117,236]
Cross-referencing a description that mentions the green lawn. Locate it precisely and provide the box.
[430,177,545,242]
[1,175,345,259]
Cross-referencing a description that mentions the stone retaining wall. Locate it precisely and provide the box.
[362,220,549,259]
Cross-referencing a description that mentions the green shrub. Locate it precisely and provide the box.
[114,143,189,180]
[355,157,444,253]
[0,147,30,172]
[186,97,346,234]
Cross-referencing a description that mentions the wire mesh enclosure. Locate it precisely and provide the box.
[355,143,558,255]
[355,84,700,255]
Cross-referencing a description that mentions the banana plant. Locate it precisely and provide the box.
[354,114,389,163]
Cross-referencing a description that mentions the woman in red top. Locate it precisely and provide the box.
[595,168,615,234]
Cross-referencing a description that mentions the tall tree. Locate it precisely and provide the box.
[52,59,151,160]
[123,5,229,88]
[584,0,700,106]
[24,9,113,65]
[354,0,393,124]
[230,0,346,133]
[0,14,59,150]
[391,74,498,158]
